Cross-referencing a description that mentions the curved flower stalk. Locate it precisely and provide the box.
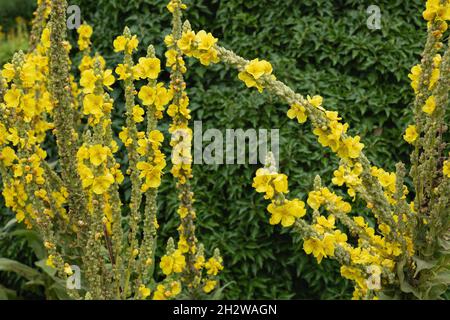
[176,0,450,299]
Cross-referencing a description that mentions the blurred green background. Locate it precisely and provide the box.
[1,0,426,299]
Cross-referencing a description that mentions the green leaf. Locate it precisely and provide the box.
[0,258,43,282]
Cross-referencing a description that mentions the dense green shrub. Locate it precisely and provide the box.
[1,0,426,299]
[0,0,35,31]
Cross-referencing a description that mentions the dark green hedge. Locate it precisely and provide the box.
[0,0,35,31]
[2,0,426,299]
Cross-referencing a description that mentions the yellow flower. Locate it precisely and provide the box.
[203,280,217,293]
[422,95,436,115]
[408,64,422,93]
[102,69,115,89]
[160,250,186,275]
[80,69,97,94]
[41,27,50,49]
[4,87,21,108]
[149,130,164,147]
[113,35,127,52]
[92,173,115,194]
[115,64,131,80]
[88,145,109,166]
[77,24,93,39]
[307,95,323,108]
[316,215,336,232]
[64,263,73,275]
[245,58,272,79]
[423,0,450,21]
[170,281,182,296]
[238,59,273,92]
[0,147,17,166]
[46,255,56,268]
[403,125,418,144]
[443,160,450,178]
[83,94,104,119]
[303,234,335,263]
[195,30,216,51]
[177,31,196,55]
[267,199,306,227]
[132,105,145,122]
[205,257,223,276]
[134,57,161,80]
[126,35,139,54]
[165,49,178,67]
[137,161,164,190]
[138,85,156,105]
[287,103,307,124]
[139,285,151,299]
[2,63,15,82]
[78,164,94,188]
[160,255,174,275]
[339,136,364,159]
[152,284,167,300]
[307,190,324,210]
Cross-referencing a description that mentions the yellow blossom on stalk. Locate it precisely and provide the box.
[46,255,56,268]
[267,199,306,227]
[83,94,104,120]
[287,103,307,124]
[338,136,364,159]
[403,125,418,144]
[41,27,50,49]
[203,280,217,293]
[77,23,93,51]
[167,0,187,13]
[1,63,15,82]
[132,105,145,122]
[92,173,115,195]
[408,65,422,93]
[113,34,139,54]
[4,87,21,108]
[204,257,223,276]
[423,0,450,21]
[115,64,131,80]
[134,57,161,80]
[139,285,151,299]
[303,235,336,263]
[252,168,288,200]
[443,159,450,178]
[64,264,73,275]
[422,95,436,115]
[0,147,17,166]
[177,31,196,54]
[160,250,186,275]
[307,95,324,109]
[102,69,115,89]
[88,145,109,166]
[314,215,336,234]
[138,83,173,110]
[152,284,168,300]
[238,58,273,92]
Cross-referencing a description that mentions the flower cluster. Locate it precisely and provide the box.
[77,23,93,51]
[238,58,275,92]
[252,155,307,227]
[177,30,220,66]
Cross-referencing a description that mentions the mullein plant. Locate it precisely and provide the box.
[174,0,450,299]
[0,0,222,300]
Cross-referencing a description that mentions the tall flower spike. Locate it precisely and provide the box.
[114,27,143,299]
